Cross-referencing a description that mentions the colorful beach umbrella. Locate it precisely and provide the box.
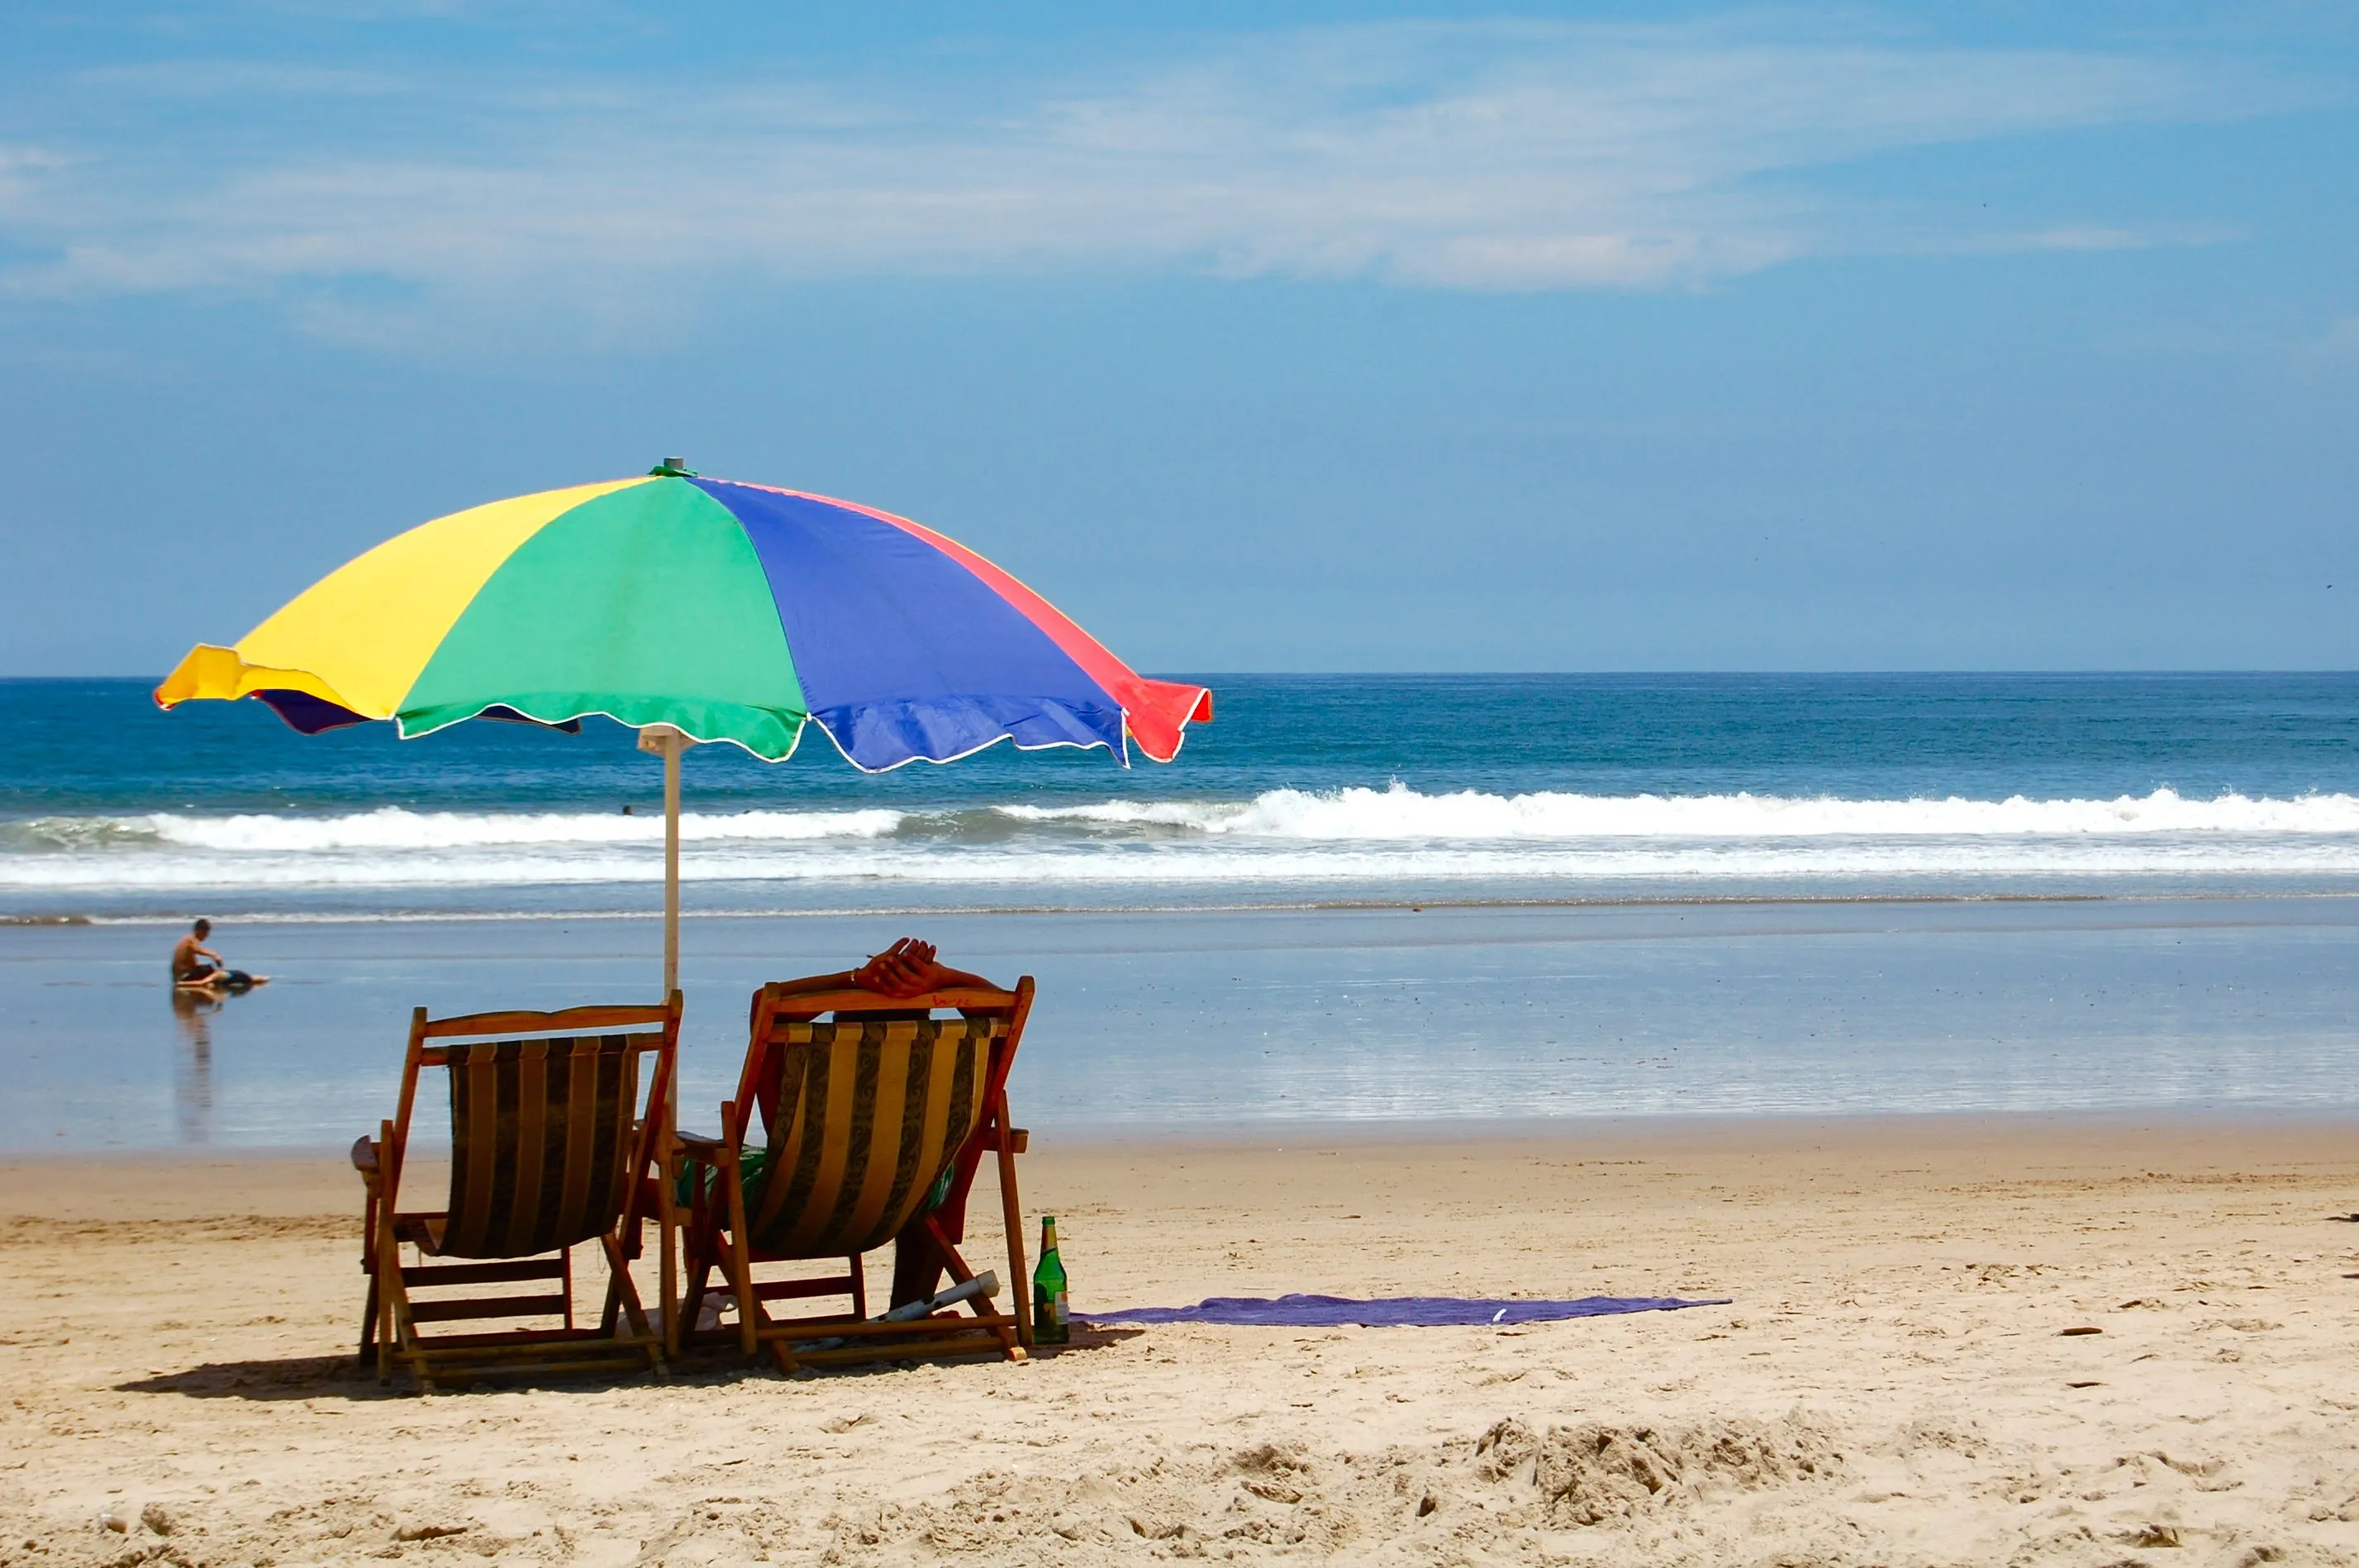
[155,460,1212,986]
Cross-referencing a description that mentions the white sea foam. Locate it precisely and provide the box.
[19,805,906,853]
[1000,784,2359,839]
[6,786,2358,895]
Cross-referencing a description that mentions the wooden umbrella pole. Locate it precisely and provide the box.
[638,723,695,1357]
[663,737,682,995]
[637,725,697,995]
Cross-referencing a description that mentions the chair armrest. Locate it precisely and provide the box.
[978,1126,1030,1154]
[350,1136,380,1174]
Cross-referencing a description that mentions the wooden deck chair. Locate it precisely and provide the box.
[352,995,681,1389]
[673,976,1034,1372]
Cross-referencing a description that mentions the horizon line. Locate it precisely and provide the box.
[7,669,2359,685]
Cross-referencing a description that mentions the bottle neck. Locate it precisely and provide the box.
[1039,1219,1058,1254]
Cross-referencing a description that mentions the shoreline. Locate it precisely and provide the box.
[13,880,2359,927]
[8,1114,2357,1233]
[7,1105,2359,1176]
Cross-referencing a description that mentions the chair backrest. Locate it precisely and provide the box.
[442,1032,643,1258]
[387,1000,678,1262]
[730,976,1032,1260]
[747,1014,1007,1257]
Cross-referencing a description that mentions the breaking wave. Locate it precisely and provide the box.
[995,786,2359,839]
[22,805,906,853]
[4,786,2357,895]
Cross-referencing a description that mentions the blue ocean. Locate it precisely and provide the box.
[3,673,2356,1147]
[5,673,2358,918]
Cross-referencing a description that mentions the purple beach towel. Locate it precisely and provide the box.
[1077,1293,1731,1328]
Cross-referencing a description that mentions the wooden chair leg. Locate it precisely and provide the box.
[920,1213,1021,1360]
[374,1228,404,1386]
[601,1233,652,1335]
[599,1233,662,1372]
[597,1253,623,1338]
[678,1172,724,1352]
[657,1130,681,1359]
[993,1092,1033,1349]
[720,1103,761,1358]
[359,1124,390,1369]
[680,1255,714,1343]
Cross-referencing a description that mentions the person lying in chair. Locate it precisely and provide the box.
[674,940,1038,1365]
[820,940,1026,1314]
[706,938,1004,1203]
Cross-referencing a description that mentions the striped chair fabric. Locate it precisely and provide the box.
[440,1033,647,1259]
[747,1016,1004,1257]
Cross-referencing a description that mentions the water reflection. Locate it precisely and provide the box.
[169,988,219,1143]
[5,900,2357,1149]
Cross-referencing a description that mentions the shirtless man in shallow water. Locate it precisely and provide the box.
[171,919,265,991]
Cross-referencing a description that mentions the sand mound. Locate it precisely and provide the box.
[24,1411,2328,1567]
[773,1413,1847,1564]
[1476,1414,1843,1527]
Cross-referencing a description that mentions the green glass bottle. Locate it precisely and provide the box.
[1032,1215,1069,1345]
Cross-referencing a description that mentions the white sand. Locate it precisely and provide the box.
[4,1118,2359,1566]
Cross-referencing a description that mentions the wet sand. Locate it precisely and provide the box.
[10,895,2359,1149]
[5,1116,2359,1565]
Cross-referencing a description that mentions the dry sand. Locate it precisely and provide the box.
[4,1117,2359,1566]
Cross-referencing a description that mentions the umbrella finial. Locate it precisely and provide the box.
[649,456,697,477]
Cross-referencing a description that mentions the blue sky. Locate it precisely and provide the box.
[2,2,2353,674]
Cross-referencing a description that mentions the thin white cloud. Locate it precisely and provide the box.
[69,60,416,97]
[0,144,76,188]
[0,19,2291,330]
[1936,223,2235,256]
